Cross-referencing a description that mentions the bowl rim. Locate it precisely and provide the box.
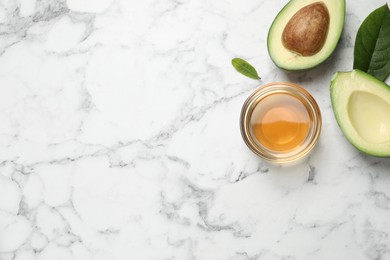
[240,82,322,164]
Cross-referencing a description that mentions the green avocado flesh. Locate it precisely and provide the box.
[267,0,345,71]
[330,70,390,157]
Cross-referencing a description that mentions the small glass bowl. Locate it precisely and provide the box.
[240,82,322,164]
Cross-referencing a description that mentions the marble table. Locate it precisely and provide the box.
[1,0,390,259]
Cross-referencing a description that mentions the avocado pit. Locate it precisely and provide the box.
[282,2,330,56]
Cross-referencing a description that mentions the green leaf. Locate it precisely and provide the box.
[231,58,261,80]
[353,4,390,82]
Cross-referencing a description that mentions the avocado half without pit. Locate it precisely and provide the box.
[267,0,346,70]
[331,70,390,157]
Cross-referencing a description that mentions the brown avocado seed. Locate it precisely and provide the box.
[282,2,330,56]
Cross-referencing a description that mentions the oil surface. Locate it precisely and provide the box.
[250,93,311,152]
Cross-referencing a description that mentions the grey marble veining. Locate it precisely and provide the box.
[1,0,390,259]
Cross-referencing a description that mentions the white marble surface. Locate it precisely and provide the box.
[1,0,390,259]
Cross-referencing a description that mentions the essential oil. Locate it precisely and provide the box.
[240,82,321,164]
[249,93,311,152]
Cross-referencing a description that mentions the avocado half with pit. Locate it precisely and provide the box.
[331,70,390,157]
[267,0,345,70]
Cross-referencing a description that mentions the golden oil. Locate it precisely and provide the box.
[250,93,311,152]
[240,82,322,164]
